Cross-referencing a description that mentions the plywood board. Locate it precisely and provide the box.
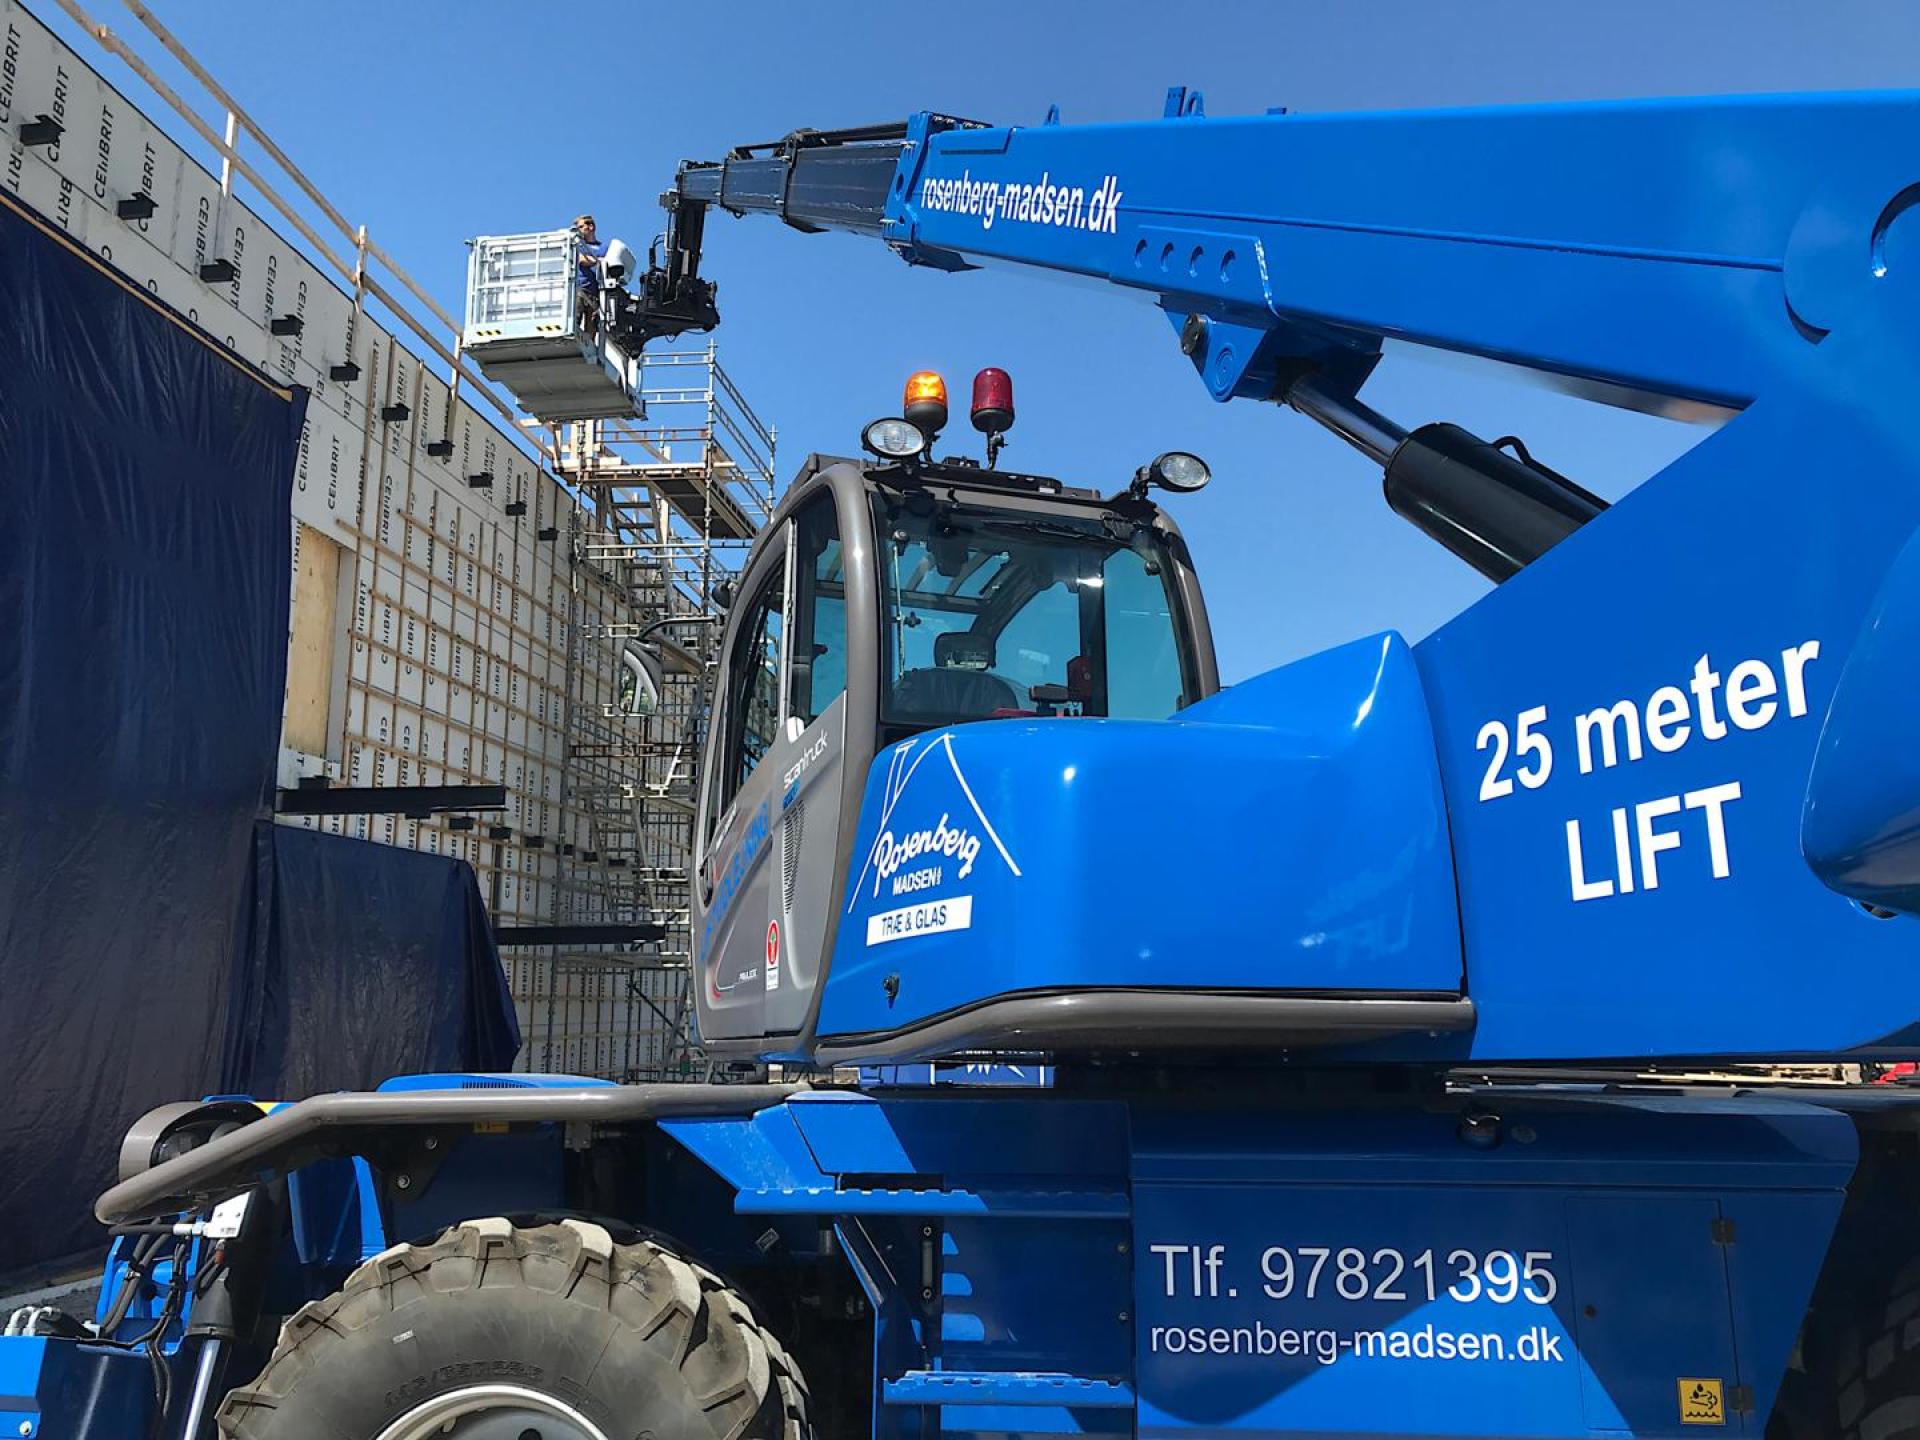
[284,522,342,756]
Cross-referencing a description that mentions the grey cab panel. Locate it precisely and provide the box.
[694,536,789,1039]
[766,700,847,1034]
[694,470,875,1044]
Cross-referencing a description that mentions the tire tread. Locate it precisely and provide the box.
[217,1218,802,1440]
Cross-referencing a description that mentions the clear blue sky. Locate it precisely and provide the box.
[42,0,1920,680]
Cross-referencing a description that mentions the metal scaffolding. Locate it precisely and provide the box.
[532,342,776,1080]
[35,0,782,1082]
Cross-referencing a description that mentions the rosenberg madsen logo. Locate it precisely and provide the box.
[871,813,981,899]
[919,169,1123,234]
[849,733,1023,916]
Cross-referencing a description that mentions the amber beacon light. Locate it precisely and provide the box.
[904,371,950,437]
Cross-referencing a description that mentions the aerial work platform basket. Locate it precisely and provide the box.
[462,230,643,423]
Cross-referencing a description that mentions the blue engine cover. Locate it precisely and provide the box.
[819,632,1460,1041]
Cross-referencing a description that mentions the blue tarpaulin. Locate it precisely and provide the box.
[0,190,517,1276]
[228,823,519,1102]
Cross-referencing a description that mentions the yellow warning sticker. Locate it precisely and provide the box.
[1678,1378,1726,1425]
[472,1120,510,1134]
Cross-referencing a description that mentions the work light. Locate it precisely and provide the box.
[1142,450,1212,492]
[862,417,929,461]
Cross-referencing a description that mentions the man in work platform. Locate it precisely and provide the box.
[572,212,608,342]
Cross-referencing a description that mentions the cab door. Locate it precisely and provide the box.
[693,488,860,1044]
[764,491,853,1035]
[693,534,794,1040]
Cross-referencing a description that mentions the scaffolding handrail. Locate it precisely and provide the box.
[635,345,777,474]
[54,0,556,468]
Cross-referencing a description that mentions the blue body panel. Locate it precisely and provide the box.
[820,633,1460,1040]
[0,1336,171,1439]
[1130,1098,1848,1439]
[1411,290,1920,1058]
[665,1090,1855,1440]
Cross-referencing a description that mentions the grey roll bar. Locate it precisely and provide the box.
[97,1082,804,1226]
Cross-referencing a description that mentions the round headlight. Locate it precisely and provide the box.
[1151,450,1211,492]
[863,417,929,461]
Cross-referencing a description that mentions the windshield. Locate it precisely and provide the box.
[875,494,1194,733]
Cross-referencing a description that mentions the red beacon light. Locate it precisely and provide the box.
[970,367,1015,466]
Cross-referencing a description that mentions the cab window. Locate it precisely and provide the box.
[874,494,1194,734]
[719,564,784,810]
[788,493,847,725]
[1101,544,1186,719]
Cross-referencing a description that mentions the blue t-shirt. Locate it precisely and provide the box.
[576,237,607,290]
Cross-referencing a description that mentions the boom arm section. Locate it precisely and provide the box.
[617,119,980,350]
[634,90,1920,418]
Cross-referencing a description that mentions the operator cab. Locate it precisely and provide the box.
[687,369,1219,1047]
[864,369,1216,744]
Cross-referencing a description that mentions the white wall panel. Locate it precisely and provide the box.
[9,0,715,1073]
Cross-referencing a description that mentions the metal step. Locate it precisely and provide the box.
[735,1187,1129,1219]
[882,1372,1134,1409]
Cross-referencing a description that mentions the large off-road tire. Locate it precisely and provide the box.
[1830,1257,1920,1440]
[217,1217,809,1440]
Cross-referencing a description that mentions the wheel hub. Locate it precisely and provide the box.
[374,1384,611,1440]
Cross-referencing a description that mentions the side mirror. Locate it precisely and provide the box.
[619,644,666,717]
[712,578,736,612]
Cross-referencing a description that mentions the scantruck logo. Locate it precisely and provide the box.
[919,169,1124,235]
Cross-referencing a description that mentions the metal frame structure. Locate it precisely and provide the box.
[539,342,777,1079]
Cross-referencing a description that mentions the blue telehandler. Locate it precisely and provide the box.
[14,83,1920,1440]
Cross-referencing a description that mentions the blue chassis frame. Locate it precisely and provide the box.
[3,1073,1887,1440]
